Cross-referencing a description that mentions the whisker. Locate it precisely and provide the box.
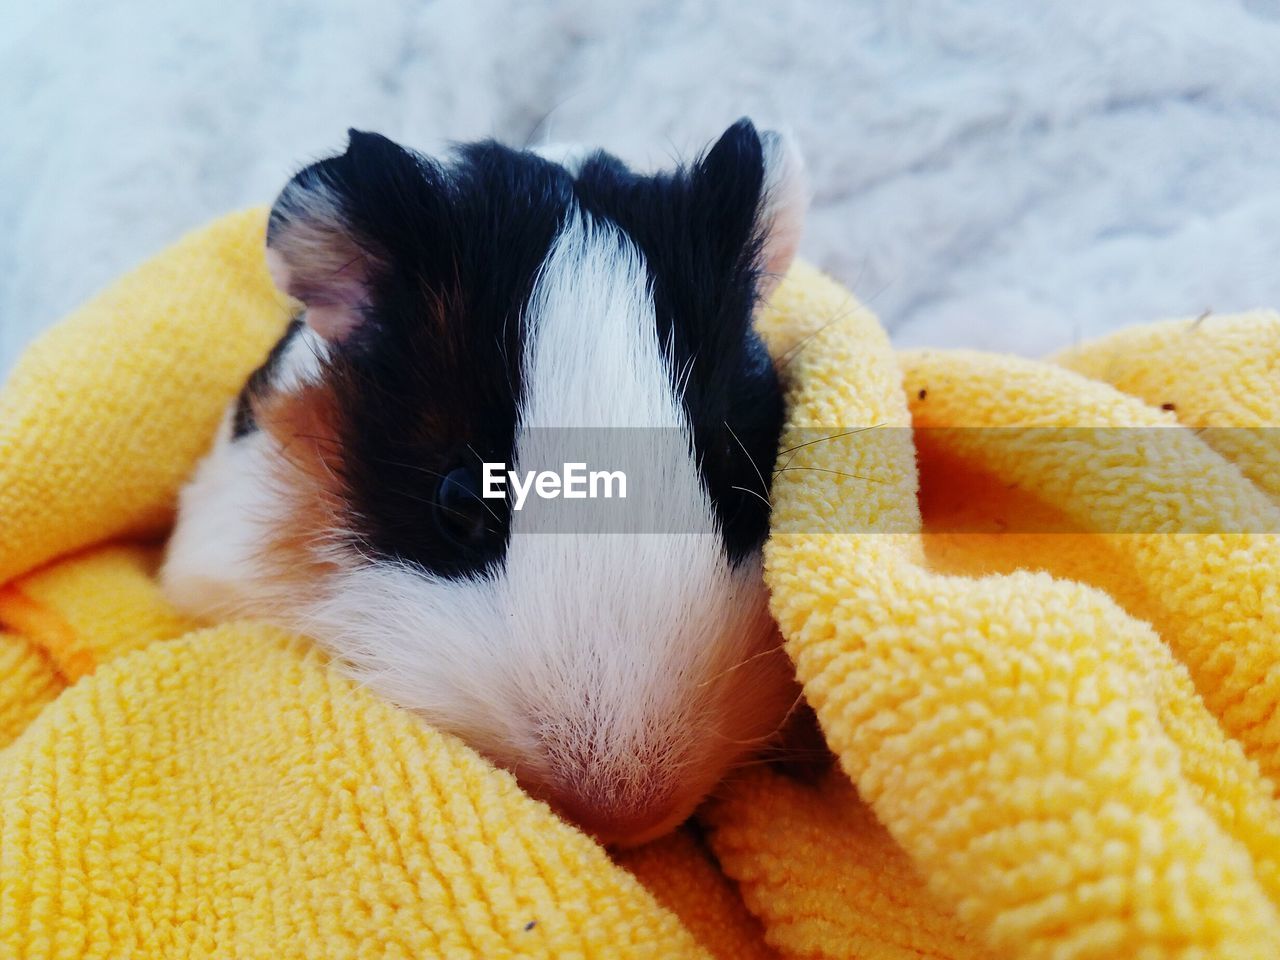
[286,431,341,449]
[328,253,366,282]
[772,424,886,480]
[731,485,773,510]
[773,273,896,373]
[723,750,832,772]
[697,642,787,689]
[712,688,809,750]
[372,453,504,526]
[777,424,885,459]
[773,466,885,485]
[521,89,585,148]
[726,421,769,500]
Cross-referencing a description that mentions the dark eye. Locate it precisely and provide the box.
[434,466,492,549]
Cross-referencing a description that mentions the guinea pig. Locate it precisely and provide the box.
[160,119,808,846]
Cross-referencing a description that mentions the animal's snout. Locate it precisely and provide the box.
[544,778,685,847]
[528,739,695,846]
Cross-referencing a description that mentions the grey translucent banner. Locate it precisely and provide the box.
[489,427,1279,534]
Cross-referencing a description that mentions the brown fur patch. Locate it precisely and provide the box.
[250,381,350,604]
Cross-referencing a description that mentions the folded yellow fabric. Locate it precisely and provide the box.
[2,210,1278,959]
[742,271,1280,958]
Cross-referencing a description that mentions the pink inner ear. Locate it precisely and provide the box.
[758,204,804,299]
[266,236,372,343]
[757,132,810,300]
[304,304,363,341]
[265,247,296,299]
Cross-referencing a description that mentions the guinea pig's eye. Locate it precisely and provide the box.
[434,466,492,548]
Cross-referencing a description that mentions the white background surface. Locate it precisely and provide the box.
[3,0,1280,374]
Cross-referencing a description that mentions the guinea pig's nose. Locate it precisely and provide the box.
[545,785,685,848]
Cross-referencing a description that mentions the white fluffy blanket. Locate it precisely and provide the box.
[3,0,1280,370]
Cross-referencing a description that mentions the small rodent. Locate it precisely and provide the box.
[161,119,808,846]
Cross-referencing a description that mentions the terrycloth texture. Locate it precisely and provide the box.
[1,211,1278,960]
[749,274,1280,957]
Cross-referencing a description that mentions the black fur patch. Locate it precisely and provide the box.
[259,123,783,577]
[231,315,305,440]
[573,119,785,564]
[276,132,572,578]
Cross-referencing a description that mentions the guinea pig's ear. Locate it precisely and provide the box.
[754,128,808,298]
[266,130,426,342]
[696,119,809,301]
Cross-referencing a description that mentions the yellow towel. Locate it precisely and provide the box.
[1,210,1278,959]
